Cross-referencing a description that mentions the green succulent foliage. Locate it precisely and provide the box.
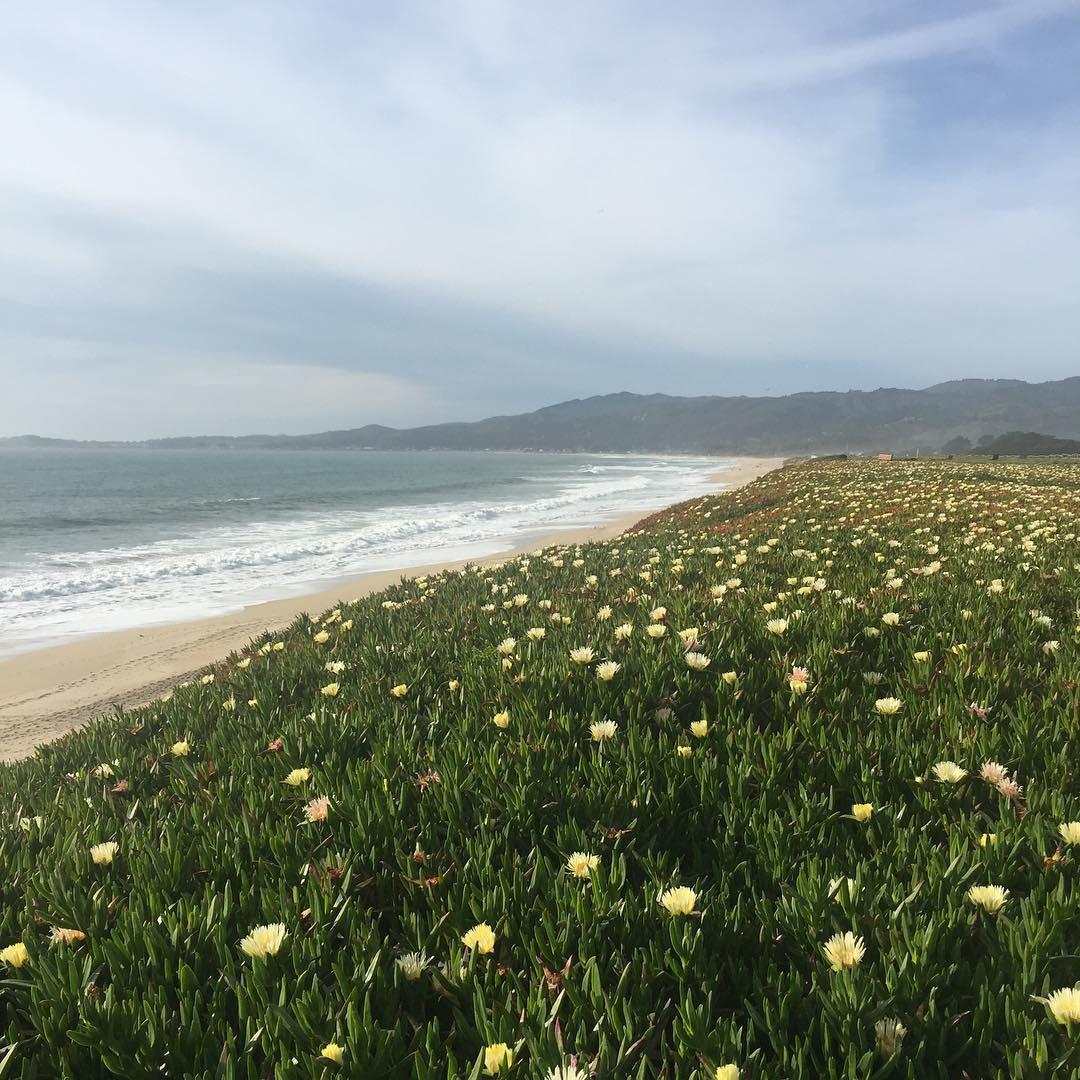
[0,459,1078,1078]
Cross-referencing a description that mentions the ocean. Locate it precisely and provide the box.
[0,448,723,656]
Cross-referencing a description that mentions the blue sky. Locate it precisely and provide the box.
[1,1,1078,438]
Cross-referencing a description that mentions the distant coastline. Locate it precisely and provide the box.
[3,377,1078,456]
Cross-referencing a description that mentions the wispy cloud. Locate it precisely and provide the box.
[1,1,1078,437]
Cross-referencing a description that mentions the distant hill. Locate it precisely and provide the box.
[971,431,1080,456]
[3,377,1079,455]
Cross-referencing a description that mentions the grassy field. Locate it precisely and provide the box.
[1,459,1078,1078]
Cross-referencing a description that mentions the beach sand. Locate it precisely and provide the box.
[0,456,782,761]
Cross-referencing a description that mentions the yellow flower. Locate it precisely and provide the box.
[596,661,621,681]
[492,711,510,729]
[716,1067,739,1080]
[721,671,738,684]
[967,884,1008,914]
[913,651,930,662]
[320,682,340,697]
[852,803,873,822]
[645,624,667,639]
[685,652,711,671]
[390,684,409,698]
[171,740,191,757]
[313,630,330,644]
[239,922,287,958]
[874,697,902,715]
[1059,822,1080,845]
[272,641,285,652]
[526,627,546,641]
[766,618,788,636]
[822,931,866,971]
[1046,987,1080,1025]
[237,657,252,669]
[690,720,708,738]
[483,1042,512,1074]
[0,942,28,968]
[448,680,461,691]
[569,647,595,664]
[497,637,517,656]
[566,852,599,879]
[979,833,997,847]
[676,745,692,757]
[881,612,900,626]
[90,841,119,865]
[462,922,496,954]
[320,1043,344,1064]
[658,886,698,915]
[283,767,311,786]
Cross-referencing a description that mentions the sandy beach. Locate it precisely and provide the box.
[0,456,782,761]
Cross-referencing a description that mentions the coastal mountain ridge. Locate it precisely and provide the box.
[4,377,1079,455]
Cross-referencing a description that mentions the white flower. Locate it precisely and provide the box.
[967,884,1008,914]
[395,951,428,980]
[589,720,618,743]
[547,1065,588,1080]
[875,1017,907,1057]
[874,697,902,715]
[1046,986,1080,1025]
[570,647,595,665]
[684,652,711,671]
[931,760,967,783]
[90,841,119,865]
[239,922,287,958]
[822,931,866,970]
[566,852,600,878]
[596,661,621,682]
[658,886,697,915]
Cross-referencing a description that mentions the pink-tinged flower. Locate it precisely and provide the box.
[303,796,330,823]
[996,777,1023,800]
[979,761,1008,785]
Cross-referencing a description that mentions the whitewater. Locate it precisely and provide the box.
[0,449,724,656]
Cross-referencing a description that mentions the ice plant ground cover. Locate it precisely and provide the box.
[0,459,1078,1077]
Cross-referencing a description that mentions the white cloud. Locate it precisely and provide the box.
[0,1,1078,435]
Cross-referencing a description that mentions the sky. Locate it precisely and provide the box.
[1,1,1079,439]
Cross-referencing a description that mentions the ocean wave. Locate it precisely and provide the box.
[0,455,719,651]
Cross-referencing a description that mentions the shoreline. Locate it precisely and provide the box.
[0,456,782,761]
